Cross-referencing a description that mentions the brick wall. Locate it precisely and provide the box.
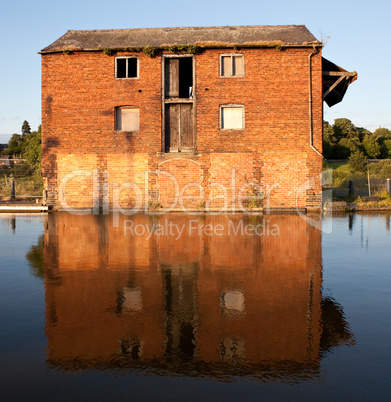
[41,47,323,211]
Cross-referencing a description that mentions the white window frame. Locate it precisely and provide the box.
[219,104,245,130]
[115,56,139,79]
[219,54,244,77]
[115,106,140,132]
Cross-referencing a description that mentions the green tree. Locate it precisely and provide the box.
[5,122,42,174]
[373,127,391,142]
[357,127,372,142]
[323,121,337,144]
[349,149,366,171]
[21,120,31,137]
[333,118,360,142]
[322,119,391,160]
[22,129,41,171]
[380,139,391,159]
[373,128,391,158]
[323,121,337,158]
[26,235,44,279]
[6,133,23,155]
[363,134,381,159]
[338,137,361,158]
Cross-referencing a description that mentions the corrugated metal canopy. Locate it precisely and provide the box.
[323,58,357,107]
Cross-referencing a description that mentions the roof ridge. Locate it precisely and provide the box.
[41,25,319,54]
[65,24,308,33]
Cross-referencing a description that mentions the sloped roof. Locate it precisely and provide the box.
[40,25,320,53]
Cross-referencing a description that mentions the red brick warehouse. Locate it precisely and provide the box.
[40,25,356,212]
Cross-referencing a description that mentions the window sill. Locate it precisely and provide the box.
[164,98,194,103]
[219,75,244,78]
[157,152,201,158]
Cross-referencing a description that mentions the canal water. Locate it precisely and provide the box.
[0,212,390,401]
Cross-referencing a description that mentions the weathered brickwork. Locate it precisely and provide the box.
[41,46,323,211]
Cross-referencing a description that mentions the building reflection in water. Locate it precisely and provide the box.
[41,213,354,381]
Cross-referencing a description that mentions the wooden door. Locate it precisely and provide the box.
[165,104,193,152]
[165,59,179,98]
[180,104,193,151]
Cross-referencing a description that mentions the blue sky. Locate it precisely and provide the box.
[0,0,390,143]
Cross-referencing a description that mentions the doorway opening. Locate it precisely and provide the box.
[165,57,193,99]
[163,56,195,152]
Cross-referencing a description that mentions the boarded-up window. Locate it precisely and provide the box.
[220,105,244,130]
[220,55,244,77]
[115,57,138,78]
[221,56,232,77]
[121,288,142,312]
[221,290,245,313]
[233,55,244,76]
[115,107,139,131]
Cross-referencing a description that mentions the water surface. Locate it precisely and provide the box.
[0,212,390,401]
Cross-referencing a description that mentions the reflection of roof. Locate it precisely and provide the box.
[47,357,321,382]
[45,294,354,381]
[323,58,357,107]
[320,295,355,355]
[40,25,321,53]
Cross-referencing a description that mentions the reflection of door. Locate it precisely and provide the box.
[161,263,199,362]
[163,56,194,153]
[165,103,193,152]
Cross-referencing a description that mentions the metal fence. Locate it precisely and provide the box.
[323,159,391,197]
[0,159,43,202]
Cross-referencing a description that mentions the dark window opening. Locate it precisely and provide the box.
[116,57,138,79]
[179,58,193,98]
[117,58,126,78]
[165,57,193,99]
[128,58,138,78]
[119,339,142,360]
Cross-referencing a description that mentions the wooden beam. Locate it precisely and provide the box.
[323,71,357,77]
[323,75,345,100]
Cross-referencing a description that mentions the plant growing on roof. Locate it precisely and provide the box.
[124,47,142,53]
[168,45,178,53]
[102,48,114,56]
[142,45,158,58]
[186,43,199,54]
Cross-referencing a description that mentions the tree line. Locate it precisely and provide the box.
[324,118,391,160]
[1,120,41,173]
